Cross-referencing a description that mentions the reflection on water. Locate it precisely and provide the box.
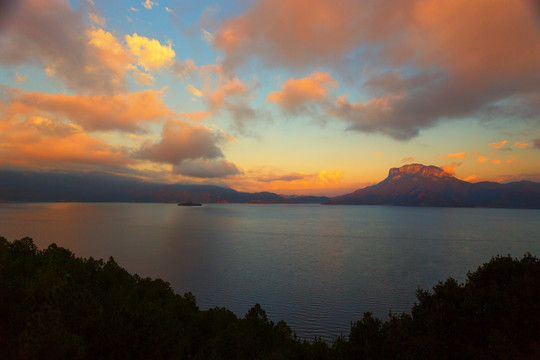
[1,203,539,341]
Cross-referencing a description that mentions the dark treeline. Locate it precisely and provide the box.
[1,236,539,359]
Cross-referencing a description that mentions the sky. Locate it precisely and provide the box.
[1,0,539,196]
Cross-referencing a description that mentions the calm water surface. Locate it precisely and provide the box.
[1,203,539,341]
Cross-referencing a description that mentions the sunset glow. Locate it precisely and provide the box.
[1,0,539,195]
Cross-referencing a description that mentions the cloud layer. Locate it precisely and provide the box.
[0,0,127,93]
[0,0,196,93]
[0,115,126,168]
[1,85,240,178]
[217,0,540,139]
[137,120,228,165]
[267,72,336,114]
[213,0,366,70]
[5,88,173,132]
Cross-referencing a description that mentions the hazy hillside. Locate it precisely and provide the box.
[0,169,329,204]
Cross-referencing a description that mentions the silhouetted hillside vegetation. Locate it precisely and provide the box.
[1,236,539,359]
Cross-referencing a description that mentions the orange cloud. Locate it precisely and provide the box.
[257,172,309,183]
[214,0,540,77]
[0,111,238,178]
[317,170,343,185]
[137,120,228,165]
[244,168,347,195]
[462,175,478,182]
[14,73,27,83]
[88,29,129,65]
[199,65,258,133]
[445,152,466,159]
[491,159,502,164]
[88,28,134,83]
[213,0,540,139]
[142,0,155,10]
[213,0,365,69]
[88,28,192,85]
[266,80,410,138]
[513,141,529,148]
[489,140,508,149]
[88,12,105,27]
[0,115,126,168]
[180,111,213,123]
[477,156,488,163]
[1,3,186,93]
[254,169,343,187]
[267,72,337,113]
[0,0,128,93]
[125,33,175,71]
[131,69,155,86]
[208,77,248,108]
[333,93,412,139]
[5,88,173,132]
[186,84,203,97]
[441,162,461,176]
[410,0,540,81]
[89,29,192,84]
[401,157,415,162]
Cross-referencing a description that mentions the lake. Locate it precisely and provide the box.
[1,203,539,341]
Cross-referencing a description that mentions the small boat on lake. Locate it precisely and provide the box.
[178,200,202,206]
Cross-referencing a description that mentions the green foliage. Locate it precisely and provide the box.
[1,236,539,359]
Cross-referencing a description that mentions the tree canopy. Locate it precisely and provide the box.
[1,235,539,359]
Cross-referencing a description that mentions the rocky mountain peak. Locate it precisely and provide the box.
[388,164,451,179]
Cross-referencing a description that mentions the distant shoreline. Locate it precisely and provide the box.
[2,200,540,210]
[1,166,539,208]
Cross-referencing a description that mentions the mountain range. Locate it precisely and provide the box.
[1,165,539,208]
[0,169,328,204]
[327,164,540,208]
